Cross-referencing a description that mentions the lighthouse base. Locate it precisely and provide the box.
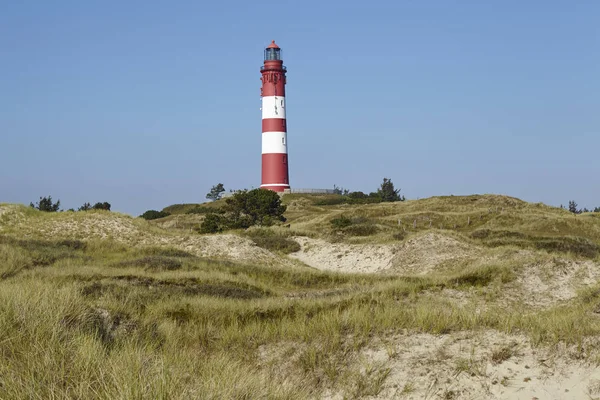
[261,153,290,192]
[260,184,290,192]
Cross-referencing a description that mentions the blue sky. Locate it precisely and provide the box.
[1,1,598,215]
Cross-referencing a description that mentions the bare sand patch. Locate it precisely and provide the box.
[156,234,294,267]
[387,232,481,275]
[289,232,481,275]
[289,236,395,273]
[512,258,600,307]
[357,330,600,399]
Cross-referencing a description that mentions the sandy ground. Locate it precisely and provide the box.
[387,232,481,275]
[261,330,600,400]
[290,233,481,275]
[356,330,600,400]
[290,236,396,273]
[514,258,600,307]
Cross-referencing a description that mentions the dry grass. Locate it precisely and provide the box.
[1,196,600,398]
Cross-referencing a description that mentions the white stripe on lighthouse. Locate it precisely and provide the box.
[261,96,286,119]
[261,184,290,188]
[262,131,288,154]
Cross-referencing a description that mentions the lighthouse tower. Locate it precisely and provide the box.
[260,40,289,192]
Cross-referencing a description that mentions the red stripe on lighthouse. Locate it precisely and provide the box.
[261,153,290,191]
[261,80,286,97]
[262,118,287,132]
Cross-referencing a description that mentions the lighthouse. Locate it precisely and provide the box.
[260,40,289,192]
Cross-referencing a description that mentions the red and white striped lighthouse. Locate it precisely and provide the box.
[260,40,289,192]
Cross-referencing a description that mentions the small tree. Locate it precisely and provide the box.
[78,202,92,211]
[377,178,405,202]
[30,196,60,212]
[594,207,600,213]
[568,200,580,214]
[206,183,225,201]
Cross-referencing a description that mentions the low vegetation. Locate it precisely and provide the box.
[140,209,171,220]
[1,193,600,398]
[244,228,301,254]
[29,195,60,212]
[79,201,111,211]
[199,189,287,233]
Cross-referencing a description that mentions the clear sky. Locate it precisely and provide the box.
[1,1,598,215]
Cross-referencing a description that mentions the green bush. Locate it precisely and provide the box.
[199,190,287,233]
[140,210,171,220]
[224,189,286,227]
[199,213,223,234]
[93,202,111,211]
[30,196,60,212]
[346,192,382,204]
[330,216,352,229]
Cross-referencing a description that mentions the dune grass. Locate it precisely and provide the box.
[1,231,600,398]
[1,196,600,398]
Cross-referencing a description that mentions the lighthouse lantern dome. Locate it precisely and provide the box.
[264,40,281,61]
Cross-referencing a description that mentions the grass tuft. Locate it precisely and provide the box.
[244,228,301,254]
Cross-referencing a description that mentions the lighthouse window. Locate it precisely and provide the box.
[264,48,281,61]
[282,137,285,145]
[282,155,287,164]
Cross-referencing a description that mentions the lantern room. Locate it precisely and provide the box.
[264,40,281,61]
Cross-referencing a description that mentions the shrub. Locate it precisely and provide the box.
[30,196,60,212]
[342,224,379,236]
[199,213,223,234]
[224,189,286,228]
[330,216,352,229]
[140,210,171,220]
[93,202,111,211]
